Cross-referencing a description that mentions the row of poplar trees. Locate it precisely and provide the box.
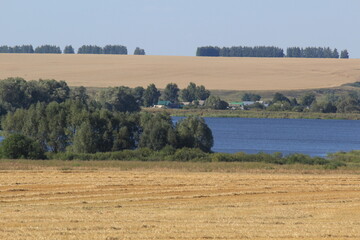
[0,45,146,55]
[197,46,349,58]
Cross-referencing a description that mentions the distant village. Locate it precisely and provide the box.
[153,100,269,110]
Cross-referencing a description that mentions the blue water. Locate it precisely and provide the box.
[173,117,360,157]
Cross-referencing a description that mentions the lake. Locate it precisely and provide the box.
[173,117,360,157]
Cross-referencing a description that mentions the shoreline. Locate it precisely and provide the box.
[144,108,360,120]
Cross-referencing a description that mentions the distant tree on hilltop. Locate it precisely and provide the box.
[134,47,145,55]
[35,45,62,54]
[340,50,349,59]
[103,45,127,55]
[0,45,34,53]
[286,47,342,58]
[64,45,75,54]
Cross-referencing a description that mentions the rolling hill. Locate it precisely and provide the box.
[0,54,359,90]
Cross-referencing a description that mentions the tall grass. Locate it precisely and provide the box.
[44,148,348,169]
[144,108,360,120]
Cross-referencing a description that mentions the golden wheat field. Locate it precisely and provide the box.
[1,54,360,90]
[1,165,360,240]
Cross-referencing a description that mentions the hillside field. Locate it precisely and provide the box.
[0,162,359,240]
[1,54,360,90]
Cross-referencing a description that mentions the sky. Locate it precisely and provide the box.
[1,0,359,57]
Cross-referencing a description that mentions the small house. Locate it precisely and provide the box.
[154,100,171,108]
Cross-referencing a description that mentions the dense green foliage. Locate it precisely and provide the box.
[0,134,45,159]
[97,87,141,112]
[0,45,34,53]
[103,45,128,54]
[340,50,349,59]
[242,93,261,101]
[176,116,213,152]
[197,46,284,57]
[196,46,221,57]
[0,78,360,165]
[77,45,103,54]
[63,45,75,54]
[181,82,210,102]
[2,84,213,153]
[143,84,161,107]
[286,47,340,58]
[2,100,140,153]
[139,112,178,150]
[205,96,229,110]
[77,45,127,54]
[46,149,346,169]
[163,83,180,103]
[34,45,62,54]
[0,77,70,115]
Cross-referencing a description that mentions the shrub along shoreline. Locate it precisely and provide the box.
[144,108,360,120]
[45,147,347,170]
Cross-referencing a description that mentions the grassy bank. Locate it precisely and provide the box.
[1,159,359,173]
[0,147,356,171]
[144,108,360,120]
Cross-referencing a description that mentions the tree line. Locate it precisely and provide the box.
[0,45,146,55]
[78,45,128,54]
[240,91,360,114]
[286,47,349,59]
[197,46,350,58]
[0,78,214,159]
[0,45,35,53]
[0,78,217,116]
[196,46,284,57]
[1,101,213,157]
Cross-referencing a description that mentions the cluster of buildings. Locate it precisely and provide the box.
[153,100,269,110]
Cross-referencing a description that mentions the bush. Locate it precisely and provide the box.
[0,134,46,159]
[172,148,210,162]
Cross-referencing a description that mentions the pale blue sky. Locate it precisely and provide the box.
[1,0,359,57]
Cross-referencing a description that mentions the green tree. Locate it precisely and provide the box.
[143,84,161,107]
[311,101,337,113]
[300,92,316,107]
[272,92,290,103]
[70,86,89,104]
[163,83,179,103]
[139,113,177,150]
[45,102,68,152]
[196,85,210,100]
[0,134,45,159]
[134,47,145,55]
[72,120,96,153]
[242,93,261,101]
[204,96,228,109]
[132,86,145,106]
[336,94,360,113]
[0,77,28,111]
[98,87,140,112]
[267,101,292,111]
[340,50,349,59]
[181,82,197,102]
[181,82,210,102]
[64,45,75,54]
[176,116,213,152]
[38,79,70,103]
[34,45,61,54]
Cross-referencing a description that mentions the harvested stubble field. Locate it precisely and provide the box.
[0,161,360,240]
[1,54,360,90]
